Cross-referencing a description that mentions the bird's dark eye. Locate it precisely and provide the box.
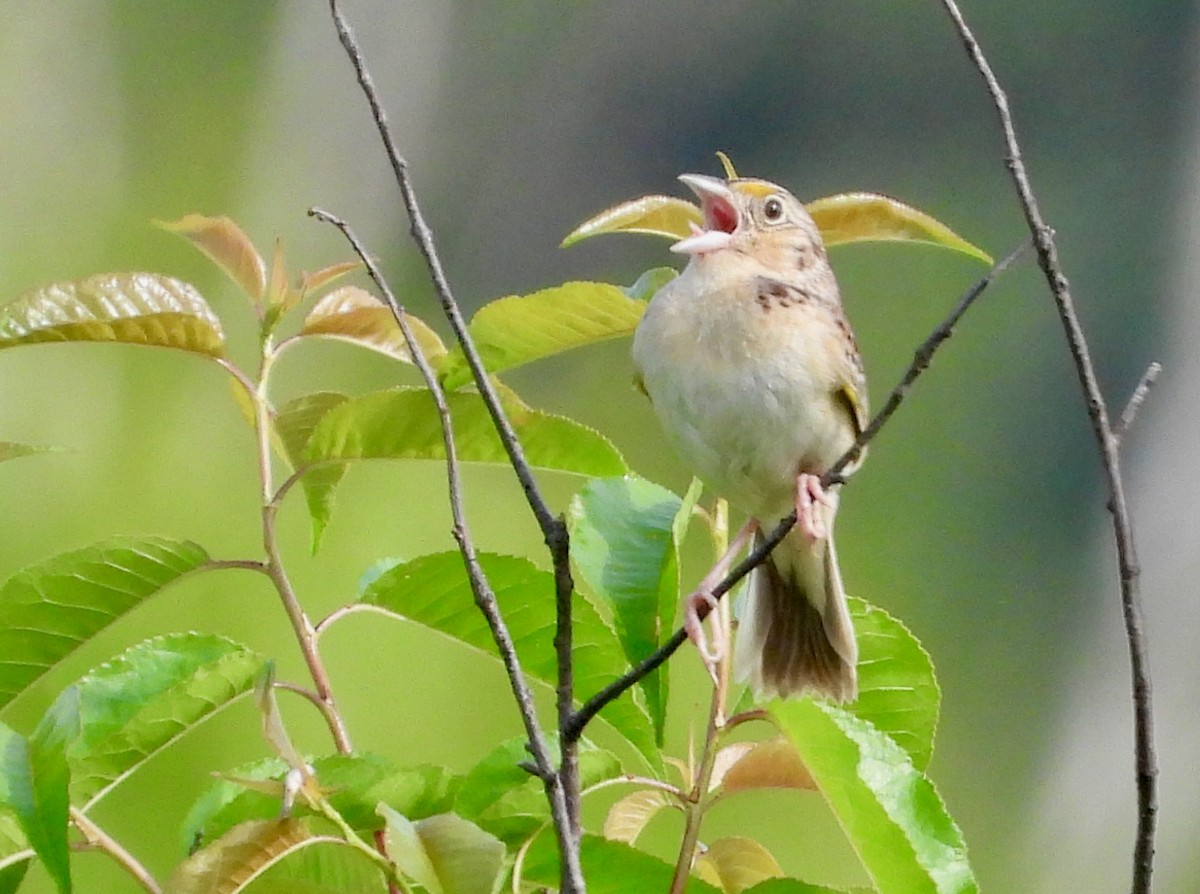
[763,196,785,222]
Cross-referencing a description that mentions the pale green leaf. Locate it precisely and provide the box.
[68,633,264,806]
[694,837,784,894]
[0,800,32,894]
[455,736,621,844]
[2,692,79,894]
[0,537,211,712]
[744,878,865,894]
[184,754,459,851]
[164,818,316,894]
[522,834,723,894]
[274,392,351,552]
[361,552,656,766]
[805,193,992,263]
[773,700,976,894]
[158,214,267,302]
[240,837,386,894]
[300,287,447,365]
[0,273,226,356]
[379,808,505,894]
[561,196,701,247]
[568,475,699,741]
[306,387,627,478]
[622,267,678,302]
[439,282,646,390]
[601,788,675,845]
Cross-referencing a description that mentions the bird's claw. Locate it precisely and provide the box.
[796,473,832,543]
[684,589,724,684]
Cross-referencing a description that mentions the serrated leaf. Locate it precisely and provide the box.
[239,837,386,894]
[568,475,700,741]
[164,818,316,894]
[379,808,505,894]
[274,393,351,552]
[2,692,79,894]
[0,537,211,712]
[455,736,620,844]
[602,788,675,845]
[158,214,267,302]
[184,755,459,851]
[306,387,626,478]
[561,196,702,247]
[0,442,57,464]
[773,701,976,894]
[439,282,646,390]
[300,287,447,366]
[68,633,263,806]
[805,193,991,263]
[846,598,939,770]
[694,837,783,894]
[361,552,656,767]
[523,834,723,894]
[718,738,814,795]
[0,273,226,357]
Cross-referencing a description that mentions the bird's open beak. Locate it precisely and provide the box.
[671,174,738,255]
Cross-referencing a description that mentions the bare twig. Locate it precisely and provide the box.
[325,0,585,864]
[308,207,584,891]
[71,807,161,894]
[564,240,1030,743]
[1115,362,1163,445]
[937,3,1157,892]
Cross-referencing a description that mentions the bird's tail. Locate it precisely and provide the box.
[733,520,858,702]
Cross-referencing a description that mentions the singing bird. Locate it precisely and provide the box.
[632,172,867,701]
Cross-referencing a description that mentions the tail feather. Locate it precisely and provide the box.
[734,528,857,702]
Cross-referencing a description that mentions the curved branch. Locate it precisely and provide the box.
[937,4,1157,892]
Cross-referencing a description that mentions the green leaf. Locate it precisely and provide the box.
[522,834,723,894]
[274,392,351,552]
[568,475,701,741]
[0,537,211,712]
[158,214,267,303]
[306,386,627,478]
[239,837,386,894]
[361,552,657,767]
[0,273,226,357]
[744,879,867,894]
[847,598,939,770]
[805,193,992,264]
[0,803,32,894]
[439,282,647,390]
[379,807,505,894]
[0,443,57,465]
[69,633,264,806]
[623,267,678,302]
[601,788,675,845]
[184,755,459,850]
[455,736,621,844]
[2,692,80,894]
[694,836,784,894]
[164,818,317,894]
[561,195,702,247]
[300,287,447,366]
[772,700,976,894]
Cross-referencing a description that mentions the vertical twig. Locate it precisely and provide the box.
[324,0,584,871]
[937,4,1157,892]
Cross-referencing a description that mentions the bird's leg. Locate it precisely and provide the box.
[795,472,834,543]
[684,518,758,681]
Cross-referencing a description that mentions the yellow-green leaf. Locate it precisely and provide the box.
[602,789,675,845]
[300,286,447,366]
[562,195,701,247]
[164,818,318,894]
[158,214,267,302]
[0,273,225,357]
[806,193,991,263]
[694,837,784,894]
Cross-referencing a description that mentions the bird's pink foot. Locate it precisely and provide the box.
[795,473,833,543]
[683,589,724,684]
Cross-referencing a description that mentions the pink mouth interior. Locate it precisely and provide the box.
[703,195,738,234]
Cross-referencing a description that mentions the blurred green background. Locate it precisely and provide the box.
[0,2,1194,892]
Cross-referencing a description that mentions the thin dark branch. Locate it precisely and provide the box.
[937,3,1157,892]
[1115,362,1163,445]
[309,207,583,891]
[325,0,582,851]
[564,240,1030,743]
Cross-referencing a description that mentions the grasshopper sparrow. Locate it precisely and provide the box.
[632,172,867,701]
